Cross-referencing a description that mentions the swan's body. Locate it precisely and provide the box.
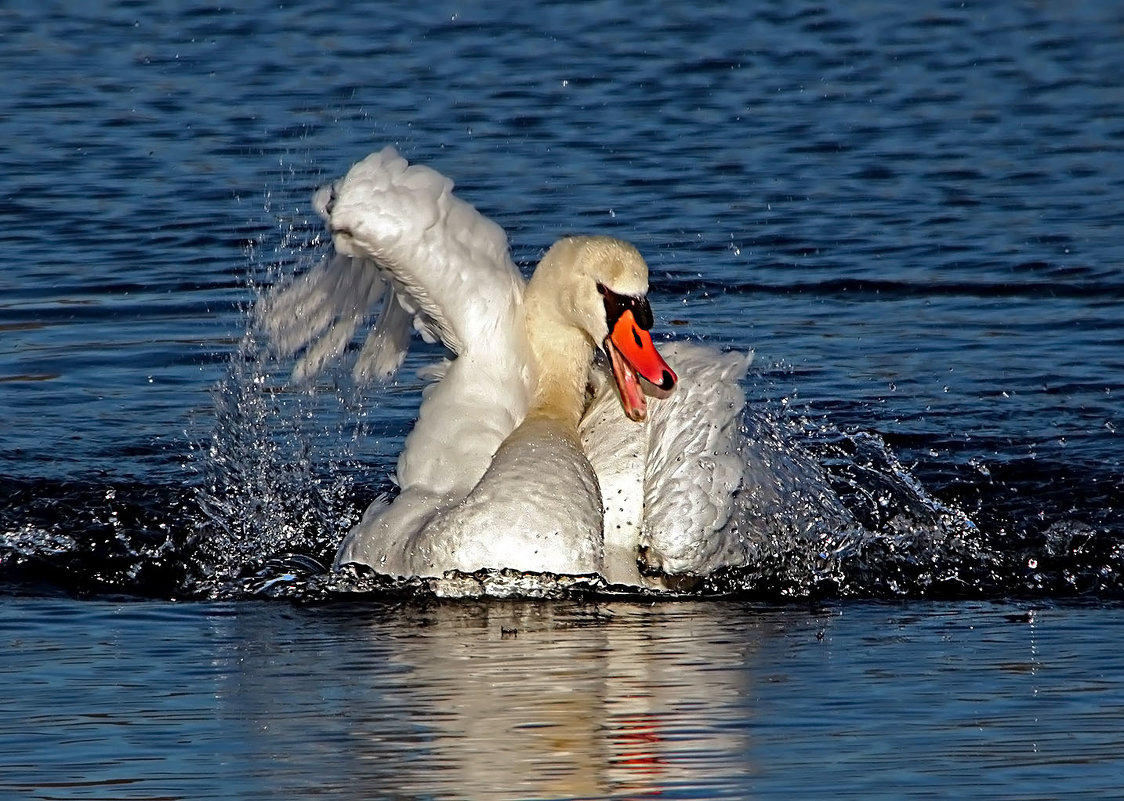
[261,147,752,588]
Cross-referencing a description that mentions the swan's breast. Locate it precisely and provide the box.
[409,417,604,576]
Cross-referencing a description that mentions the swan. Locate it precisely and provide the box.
[259,147,753,589]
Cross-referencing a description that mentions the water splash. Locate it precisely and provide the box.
[185,332,361,596]
[222,378,996,601]
[693,405,987,598]
[0,479,192,596]
[2,310,1117,601]
[184,220,380,598]
[2,371,1118,600]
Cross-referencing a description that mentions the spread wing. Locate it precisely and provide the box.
[257,147,532,497]
[259,146,525,382]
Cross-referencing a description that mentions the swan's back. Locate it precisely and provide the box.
[581,342,753,582]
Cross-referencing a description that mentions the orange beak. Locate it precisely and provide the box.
[604,308,677,422]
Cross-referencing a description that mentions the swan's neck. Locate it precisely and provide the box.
[523,296,593,432]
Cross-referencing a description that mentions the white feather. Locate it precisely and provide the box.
[641,343,754,574]
[260,147,532,512]
[581,343,753,581]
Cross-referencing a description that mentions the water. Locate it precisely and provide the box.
[4,598,1123,800]
[2,0,1123,796]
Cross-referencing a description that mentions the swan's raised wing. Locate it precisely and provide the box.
[260,146,524,382]
[259,147,532,498]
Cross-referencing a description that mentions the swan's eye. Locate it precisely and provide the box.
[597,283,653,331]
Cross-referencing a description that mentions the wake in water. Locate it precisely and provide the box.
[185,343,1045,602]
[0,324,1115,601]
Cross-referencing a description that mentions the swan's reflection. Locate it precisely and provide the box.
[336,600,767,800]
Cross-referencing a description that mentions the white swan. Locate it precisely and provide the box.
[260,147,752,588]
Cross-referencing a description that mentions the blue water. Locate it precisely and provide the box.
[2,0,1123,797]
[4,597,1123,800]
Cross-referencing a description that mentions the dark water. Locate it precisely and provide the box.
[2,0,1123,797]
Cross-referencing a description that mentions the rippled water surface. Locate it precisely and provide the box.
[2,0,1123,797]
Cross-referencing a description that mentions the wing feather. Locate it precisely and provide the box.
[639,343,754,574]
[258,146,525,381]
[581,341,753,580]
[323,147,524,360]
[352,277,413,383]
[257,146,532,503]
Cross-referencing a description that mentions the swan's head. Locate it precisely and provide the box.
[531,236,677,422]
